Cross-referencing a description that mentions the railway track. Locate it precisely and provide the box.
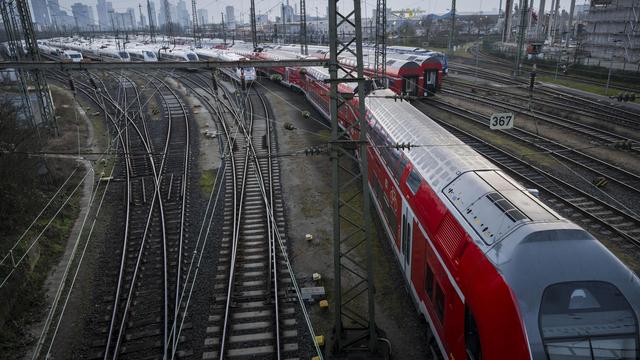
[175,73,303,359]
[445,77,640,132]
[416,102,640,249]
[438,85,640,152]
[52,70,195,359]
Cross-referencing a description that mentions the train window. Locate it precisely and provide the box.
[435,284,445,321]
[540,281,639,360]
[425,265,434,298]
[394,156,408,180]
[407,168,421,195]
[465,307,482,360]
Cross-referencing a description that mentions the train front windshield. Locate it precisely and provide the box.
[119,51,129,59]
[540,281,639,359]
[187,53,197,61]
[145,51,156,60]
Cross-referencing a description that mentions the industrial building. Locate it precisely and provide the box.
[581,0,640,71]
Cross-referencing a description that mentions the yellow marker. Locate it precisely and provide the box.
[319,300,329,309]
[315,335,325,347]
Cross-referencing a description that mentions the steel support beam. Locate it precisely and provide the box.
[448,0,457,51]
[191,0,201,47]
[504,0,514,42]
[250,0,258,50]
[299,0,308,55]
[0,0,35,130]
[328,0,378,356]
[515,0,529,76]
[14,0,57,134]
[0,59,328,70]
[374,0,387,83]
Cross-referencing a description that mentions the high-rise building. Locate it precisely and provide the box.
[148,1,157,29]
[71,2,94,29]
[48,0,61,19]
[581,0,640,70]
[197,8,208,25]
[31,0,51,28]
[126,8,136,29]
[224,5,236,24]
[176,0,190,28]
[158,0,170,27]
[96,0,110,29]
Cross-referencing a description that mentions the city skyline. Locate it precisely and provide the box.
[46,0,591,27]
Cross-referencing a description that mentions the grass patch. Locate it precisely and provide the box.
[537,75,629,98]
[199,169,216,195]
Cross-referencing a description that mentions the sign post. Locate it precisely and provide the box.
[490,112,515,130]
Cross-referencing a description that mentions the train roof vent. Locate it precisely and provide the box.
[444,171,558,245]
[406,55,417,61]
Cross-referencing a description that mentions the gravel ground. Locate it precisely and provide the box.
[258,79,429,359]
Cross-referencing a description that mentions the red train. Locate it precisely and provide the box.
[296,66,640,359]
[229,43,438,97]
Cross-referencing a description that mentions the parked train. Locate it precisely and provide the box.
[127,47,158,62]
[292,65,640,360]
[158,48,199,62]
[195,48,256,83]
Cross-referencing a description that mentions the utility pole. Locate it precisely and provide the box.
[147,0,155,42]
[538,0,546,37]
[191,0,201,47]
[328,0,385,357]
[550,0,560,44]
[281,3,286,44]
[448,0,456,51]
[565,0,576,47]
[0,0,36,132]
[299,0,307,54]
[138,4,144,31]
[221,13,226,45]
[503,0,514,42]
[163,0,172,38]
[15,0,57,134]
[514,0,529,76]
[250,0,257,50]
[374,0,387,84]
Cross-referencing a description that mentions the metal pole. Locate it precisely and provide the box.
[565,0,576,47]
[448,0,456,51]
[299,0,307,55]
[250,0,257,49]
[504,0,514,42]
[606,60,612,95]
[514,0,528,76]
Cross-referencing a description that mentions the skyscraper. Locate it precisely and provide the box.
[224,5,236,25]
[71,2,94,29]
[31,0,51,28]
[176,0,190,28]
[96,0,110,29]
[147,1,157,29]
[197,8,208,25]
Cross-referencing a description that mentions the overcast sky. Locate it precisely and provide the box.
[57,0,591,23]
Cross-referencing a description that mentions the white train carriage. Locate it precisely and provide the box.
[158,49,199,62]
[128,48,158,62]
[97,48,131,62]
[195,48,256,83]
[61,50,83,62]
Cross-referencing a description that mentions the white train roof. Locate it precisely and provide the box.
[366,89,497,191]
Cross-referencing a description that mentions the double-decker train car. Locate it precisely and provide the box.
[386,45,449,74]
[195,48,256,83]
[299,67,640,360]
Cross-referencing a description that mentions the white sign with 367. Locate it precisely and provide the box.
[489,112,515,130]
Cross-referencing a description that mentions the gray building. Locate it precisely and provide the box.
[197,8,208,25]
[71,2,94,29]
[148,1,157,29]
[176,0,190,28]
[225,5,235,28]
[31,0,51,28]
[96,0,111,29]
[582,0,640,70]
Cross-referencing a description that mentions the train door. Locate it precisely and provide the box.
[403,76,419,96]
[401,200,414,279]
[424,70,437,95]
